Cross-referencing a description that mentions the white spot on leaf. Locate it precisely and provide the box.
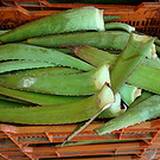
[21,77,36,88]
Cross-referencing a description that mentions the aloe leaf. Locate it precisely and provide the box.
[96,95,160,135]
[127,58,160,94]
[0,44,94,71]
[129,91,153,108]
[0,65,109,96]
[0,7,104,43]
[98,93,127,118]
[8,67,81,77]
[55,48,73,55]
[73,45,152,67]
[73,45,160,94]
[111,34,154,93]
[0,60,57,73]
[151,44,157,59]
[0,95,30,105]
[0,85,114,124]
[61,106,108,146]
[0,86,85,105]
[0,99,28,108]
[61,86,114,146]
[26,31,130,51]
[105,22,135,33]
[119,84,141,106]
[74,46,118,67]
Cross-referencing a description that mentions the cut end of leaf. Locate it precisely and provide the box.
[97,85,114,108]
[151,44,158,59]
[120,84,142,106]
[132,33,154,43]
[130,26,135,32]
[94,65,111,89]
[134,88,142,100]
[96,10,105,31]
[80,6,105,31]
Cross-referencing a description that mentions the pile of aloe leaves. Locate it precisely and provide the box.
[0,7,160,146]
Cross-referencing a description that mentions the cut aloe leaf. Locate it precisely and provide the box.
[96,95,160,135]
[73,45,152,67]
[26,31,130,51]
[0,86,85,105]
[127,58,160,94]
[129,91,153,108]
[0,99,29,108]
[74,46,118,67]
[151,44,157,59]
[119,84,141,106]
[0,60,57,73]
[61,103,112,146]
[0,44,94,71]
[73,45,160,94]
[0,95,30,105]
[105,22,135,33]
[54,86,114,145]
[111,33,154,93]
[9,67,81,77]
[98,93,127,118]
[0,7,104,43]
[0,65,109,96]
[0,85,114,124]
[55,48,73,55]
